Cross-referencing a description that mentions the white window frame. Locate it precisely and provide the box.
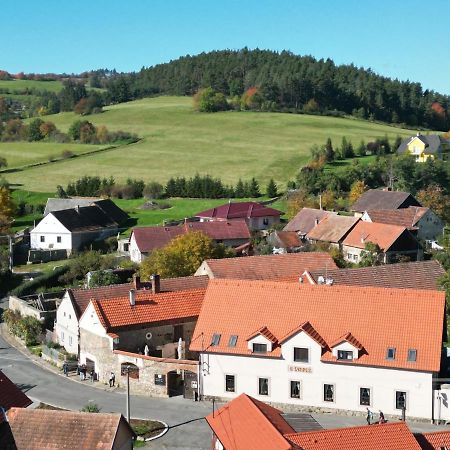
[359,386,372,407]
[225,374,236,393]
[69,335,73,346]
[258,377,270,397]
[395,390,408,410]
[323,383,335,403]
[289,379,302,400]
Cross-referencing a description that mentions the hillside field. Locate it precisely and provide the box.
[4,96,415,192]
[0,79,63,93]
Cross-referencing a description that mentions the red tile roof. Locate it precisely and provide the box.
[285,422,422,450]
[68,275,209,318]
[197,252,337,280]
[248,326,278,344]
[272,231,302,248]
[206,393,295,450]
[284,208,336,234]
[307,260,445,291]
[191,280,445,372]
[280,321,327,348]
[88,288,206,331]
[195,201,283,219]
[416,430,450,449]
[365,206,429,229]
[131,220,251,253]
[342,221,411,251]
[0,371,32,423]
[330,332,364,350]
[306,215,359,243]
[5,408,135,450]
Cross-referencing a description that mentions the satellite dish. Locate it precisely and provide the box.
[145,332,152,340]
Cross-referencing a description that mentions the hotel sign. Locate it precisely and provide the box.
[288,365,312,374]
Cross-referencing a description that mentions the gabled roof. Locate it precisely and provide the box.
[4,408,135,450]
[0,371,32,423]
[285,422,422,450]
[197,252,337,280]
[131,220,250,253]
[397,133,447,156]
[86,288,206,332]
[195,201,283,219]
[68,275,209,318]
[364,206,431,229]
[416,430,450,449]
[248,326,278,344]
[191,279,445,371]
[351,189,421,213]
[308,260,445,291]
[279,321,327,348]
[270,231,302,248]
[342,221,413,251]
[330,332,364,350]
[50,205,118,232]
[205,393,295,450]
[306,215,359,243]
[284,208,336,234]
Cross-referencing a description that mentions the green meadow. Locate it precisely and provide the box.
[4,96,414,192]
[0,79,63,93]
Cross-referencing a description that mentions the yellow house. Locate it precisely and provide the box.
[397,133,449,162]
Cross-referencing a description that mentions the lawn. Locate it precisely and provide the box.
[0,79,63,93]
[4,96,414,192]
[324,154,378,174]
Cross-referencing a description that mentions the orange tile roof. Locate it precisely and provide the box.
[205,393,295,450]
[285,422,422,450]
[330,332,364,350]
[89,288,206,331]
[4,408,135,450]
[191,280,444,372]
[306,215,359,243]
[0,371,32,423]
[416,430,450,449]
[199,252,337,280]
[365,206,429,228]
[342,221,410,251]
[248,326,278,344]
[280,321,327,348]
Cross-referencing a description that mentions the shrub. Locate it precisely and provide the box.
[61,150,74,159]
[80,402,101,413]
[10,266,69,297]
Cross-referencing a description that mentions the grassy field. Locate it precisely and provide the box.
[3,96,415,192]
[0,79,63,93]
[324,154,378,173]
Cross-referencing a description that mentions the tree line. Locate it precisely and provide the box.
[104,48,449,130]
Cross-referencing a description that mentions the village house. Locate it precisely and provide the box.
[55,274,209,355]
[128,220,251,263]
[78,284,206,397]
[194,201,283,230]
[0,408,135,450]
[0,370,32,420]
[397,133,449,162]
[206,393,427,450]
[191,279,445,421]
[283,207,336,238]
[305,214,359,249]
[30,199,128,257]
[341,221,422,264]
[361,206,444,243]
[195,252,337,280]
[351,189,421,217]
[267,230,303,253]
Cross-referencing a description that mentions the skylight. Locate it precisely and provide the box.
[407,348,417,362]
[211,333,221,346]
[228,335,238,347]
[386,347,396,360]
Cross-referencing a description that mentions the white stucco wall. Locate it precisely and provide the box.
[79,302,109,339]
[54,292,79,355]
[417,210,444,242]
[30,214,72,250]
[200,331,434,419]
[129,233,144,263]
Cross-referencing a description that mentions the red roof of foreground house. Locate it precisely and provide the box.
[416,430,450,449]
[3,408,135,450]
[196,252,337,280]
[286,422,422,450]
[364,206,430,229]
[68,275,209,318]
[191,280,444,372]
[0,371,32,423]
[206,393,295,450]
[195,201,283,219]
[306,215,359,243]
[342,221,413,251]
[88,288,206,331]
[131,220,251,253]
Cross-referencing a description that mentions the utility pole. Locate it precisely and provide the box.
[126,365,130,423]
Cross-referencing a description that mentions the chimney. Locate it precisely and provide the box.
[133,274,141,290]
[151,274,161,294]
[129,289,136,306]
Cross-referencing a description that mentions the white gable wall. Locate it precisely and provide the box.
[129,233,144,263]
[331,341,359,359]
[79,302,108,338]
[247,335,273,352]
[54,291,79,355]
[30,214,72,250]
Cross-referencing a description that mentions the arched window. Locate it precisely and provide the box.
[121,363,139,380]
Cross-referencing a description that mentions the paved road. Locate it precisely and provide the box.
[1,332,448,449]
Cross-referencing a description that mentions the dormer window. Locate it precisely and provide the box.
[228,335,238,347]
[337,350,353,360]
[386,347,396,360]
[211,333,221,346]
[407,349,417,362]
[252,343,267,353]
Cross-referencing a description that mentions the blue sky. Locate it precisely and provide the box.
[3,0,450,94]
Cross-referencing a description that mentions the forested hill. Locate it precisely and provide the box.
[107,49,449,130]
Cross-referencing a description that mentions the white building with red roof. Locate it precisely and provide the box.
[191,279,445,420]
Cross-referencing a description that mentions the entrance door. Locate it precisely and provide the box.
[167,371,183,397]
[183,371,198,400]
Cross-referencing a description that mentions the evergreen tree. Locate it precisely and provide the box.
[249,178,261,197]
[235,179,245,198]
[266,179,278,197]
[324,137,335,162]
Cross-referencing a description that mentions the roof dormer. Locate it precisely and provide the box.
[330,332,364,361]
[247,326,277,353]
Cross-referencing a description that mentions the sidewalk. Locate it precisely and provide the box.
[0,323,123,393]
